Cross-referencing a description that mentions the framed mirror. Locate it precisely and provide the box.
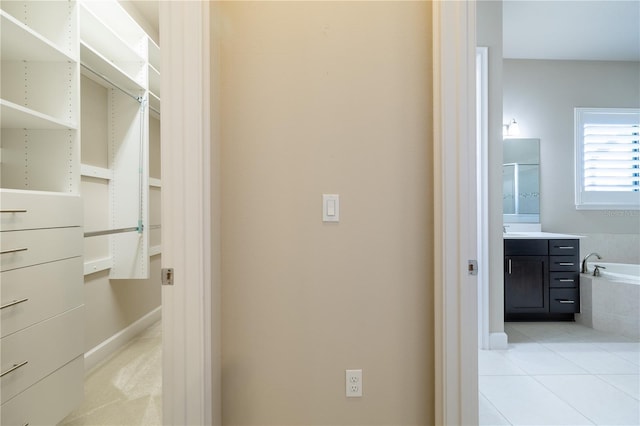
[503,138,540,223]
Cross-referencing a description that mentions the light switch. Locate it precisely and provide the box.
[327,200,336,216]
[323,194,339,222]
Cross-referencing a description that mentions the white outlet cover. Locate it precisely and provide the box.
[345,369,362,397]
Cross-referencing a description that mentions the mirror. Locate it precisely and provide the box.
[503,138,540,223]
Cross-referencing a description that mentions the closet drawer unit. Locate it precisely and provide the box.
[0,306,84,404]
[549,271,580,288]
[0,190,82,232]
[549,239,579,256]
[550,288,580,313]
[1,257,83,338]
[0,226,82,272]
[549,255,579,272]
[1,356,83,426]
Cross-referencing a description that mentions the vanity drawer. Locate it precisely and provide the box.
[0,227,82,272]
[1,306,84,404]
[1,257,83,338]
[549,272,580,288]
[1,356,83,426]
[549,239,579,256]
[549,255,579,272]
[505,239,548,255]
[0,190,82,232]
[550,288,580,313]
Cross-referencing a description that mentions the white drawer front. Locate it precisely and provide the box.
[1,306,84,404]
[1,356,83,426]
[0,190,82,231]
[0,227,82,272]
[1,257,83,338]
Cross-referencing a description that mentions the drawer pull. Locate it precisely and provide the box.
[0,247,28,255]
[508,259,512,275]
[558,262,575,266]
[557,300,575,304]
[559,279,575,282]
[0,209,27,213]
[0,360,28,377]
[557,246,575,250]
[0,298,29,309]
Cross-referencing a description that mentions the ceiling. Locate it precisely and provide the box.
[125,1,639,62]
[503,0,640,61]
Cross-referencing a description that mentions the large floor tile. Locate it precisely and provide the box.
[480,376,595,425]
[597,374,640,400]
[500,347,588,375]
[479,392,511,426]
[479,350,527,376]
[535,375,640,425]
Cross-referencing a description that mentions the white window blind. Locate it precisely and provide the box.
[575,108,640,210]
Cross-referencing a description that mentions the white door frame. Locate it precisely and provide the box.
[160,2,214,424]
[477,46,490,350]
[159,1,477,423]
[433,1,478,424]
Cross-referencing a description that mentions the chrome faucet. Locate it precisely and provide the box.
[581,252,602,273]
[593,264,606,277]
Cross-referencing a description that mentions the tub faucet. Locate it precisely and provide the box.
[581,252,602,273]
[593,264,606,277]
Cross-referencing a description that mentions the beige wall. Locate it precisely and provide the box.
[218,2,434,425]
[81,76,161,351]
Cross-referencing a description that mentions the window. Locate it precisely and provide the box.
[575,107,640,210]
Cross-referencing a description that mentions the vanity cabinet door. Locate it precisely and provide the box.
[505,255,550,314]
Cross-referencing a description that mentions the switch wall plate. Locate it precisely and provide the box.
[323,194,340,222]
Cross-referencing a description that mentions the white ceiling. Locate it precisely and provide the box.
[125,1,639,62]
[503,0,640,61]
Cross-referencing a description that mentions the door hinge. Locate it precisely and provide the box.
[161,268,174,286]
[468,260,478,276]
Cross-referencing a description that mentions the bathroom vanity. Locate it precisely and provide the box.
[504,233,582,321]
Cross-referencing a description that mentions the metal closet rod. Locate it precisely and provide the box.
[84,224,161,238]
[85,226,140,238]
[81,63,143,104]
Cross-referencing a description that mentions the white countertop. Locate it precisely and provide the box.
[503,232,585,240]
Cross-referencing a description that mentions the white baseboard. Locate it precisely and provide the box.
[489,332,509,350]
[84,306,162,373]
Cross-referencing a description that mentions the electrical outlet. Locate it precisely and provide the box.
[346,369,362,397]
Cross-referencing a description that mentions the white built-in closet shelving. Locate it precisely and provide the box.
[1,2,84,425]
[78,0,161,279]
[1,1,160,422]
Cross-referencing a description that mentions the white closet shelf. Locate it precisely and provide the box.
[80,43,145,94]
[79,4,145,68]
[148,64,161,98]
[0,99,77,130]
[149,92,161,117]
[0,11,77,63]
[149,178,162,188]
[148,39,161,73]
[80,0,147,51]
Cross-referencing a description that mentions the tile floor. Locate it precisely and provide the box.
[59,320,638,425]
[60,321,162,425]
[480,322,640,426]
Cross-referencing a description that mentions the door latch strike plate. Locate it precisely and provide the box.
[161,268,174,285]
[468,260,478,276]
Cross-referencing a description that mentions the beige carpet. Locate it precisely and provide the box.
[61,321,162,425]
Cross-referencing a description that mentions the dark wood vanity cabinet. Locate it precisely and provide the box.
[505,238,580,321]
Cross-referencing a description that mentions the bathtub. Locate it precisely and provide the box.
[577,262,640,340]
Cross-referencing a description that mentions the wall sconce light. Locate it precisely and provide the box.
[506,118,520,136]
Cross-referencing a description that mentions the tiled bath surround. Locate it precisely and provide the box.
[578,275,640,340]
[579,233,640,264]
